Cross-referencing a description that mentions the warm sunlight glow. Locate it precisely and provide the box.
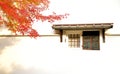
[0,0,120,74]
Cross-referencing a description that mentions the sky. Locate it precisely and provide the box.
[50,0,120,34]
[0,0,120,74]
[34,0,120,34]
[50,0,120,23]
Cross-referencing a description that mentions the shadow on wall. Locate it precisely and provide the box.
[0,37,19,54]
[0,66,48,74]
[11,68,45,74]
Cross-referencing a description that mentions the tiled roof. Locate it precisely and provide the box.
[52,23,113,30]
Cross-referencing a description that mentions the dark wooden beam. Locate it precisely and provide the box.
[59,30,63,42]
[102,29,105,43]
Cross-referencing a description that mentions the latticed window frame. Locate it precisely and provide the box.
[68,34,80,48]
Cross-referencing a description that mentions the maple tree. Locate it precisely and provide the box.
[0,0,68,37]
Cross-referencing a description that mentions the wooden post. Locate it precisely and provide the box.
[102,29,105,43]
[60,30,63,42]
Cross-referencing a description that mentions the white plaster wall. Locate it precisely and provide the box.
[0,32,120,74]
[0,20,119,74]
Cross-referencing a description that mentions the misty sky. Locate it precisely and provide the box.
[50,0,120,22]
[49,0,120,33]
[33,0,120,34]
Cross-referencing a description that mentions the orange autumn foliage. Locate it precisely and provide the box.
[0,0,68,37]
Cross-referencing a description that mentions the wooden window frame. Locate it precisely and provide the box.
[82,31,100,50]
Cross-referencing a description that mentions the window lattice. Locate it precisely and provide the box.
[68,34,80,48]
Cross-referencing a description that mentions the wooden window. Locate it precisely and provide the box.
[68,34,80,48]
[82,31,100,50]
